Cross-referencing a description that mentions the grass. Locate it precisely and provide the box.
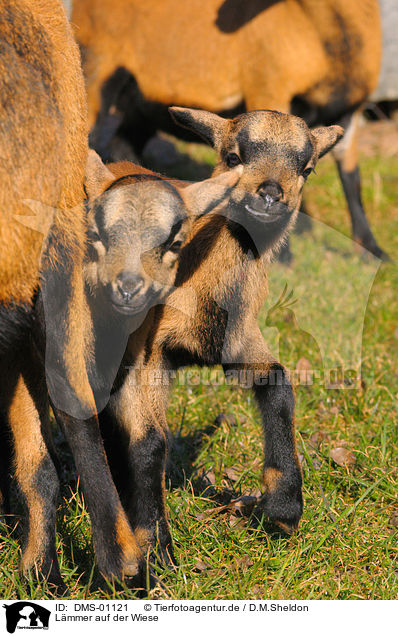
[1,137,397,600]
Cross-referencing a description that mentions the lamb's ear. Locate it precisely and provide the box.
[85,149,115,199]
[311,125,345,159]
[182,165,243,217]
[169,106,228,150]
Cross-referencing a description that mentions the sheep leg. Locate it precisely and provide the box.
[5,354,64,591]
[223,329,303,533]
[51,407,145,585]
[104,374,174,566]
[333,110,388,260]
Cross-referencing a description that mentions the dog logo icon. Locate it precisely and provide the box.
[3,602,50,633]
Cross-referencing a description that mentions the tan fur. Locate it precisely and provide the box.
[0,0,99,584]
[263,468,283,494]
[133,528,153,553]
[64,266,95,415]
[115,508,141,577]
[0,0,88,305]
[72,0,381,128]
[0,0,96,415]
[9,376,48,572]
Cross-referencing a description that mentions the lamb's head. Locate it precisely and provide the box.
[170,107,344,251]
[84,151,242,315]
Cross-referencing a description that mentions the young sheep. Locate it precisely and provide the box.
[71,155,243,412]
[0,151,241,591]
[71,0,385,259]
[98,108,344,571]
[2,103,341,590]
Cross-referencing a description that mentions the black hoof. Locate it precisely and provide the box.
[254,481,303,535]
[372,247,390,262]
[47,579,70,598]
[155,530,177,568]
[143,522,176,569]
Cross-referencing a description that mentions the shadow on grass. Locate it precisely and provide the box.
[167,421,236,505]
[167,422,295,545]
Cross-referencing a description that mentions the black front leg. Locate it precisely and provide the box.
[253,362,303,532]
[126,424,174,565]
[223,331,303,533]
[104,374,174,566]
[52,408,144,584]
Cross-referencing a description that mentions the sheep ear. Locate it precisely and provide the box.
[182,165,243,217]
[169,106,228,150]
[312,125,345,159]
[85,149,115,199]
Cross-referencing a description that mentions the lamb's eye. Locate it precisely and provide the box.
[302,167,314,180]
[168,240,183,254]
[225,152,241,168]
[87,229,101,242]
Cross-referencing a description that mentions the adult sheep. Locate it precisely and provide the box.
[72,0,385,259]
[0,0,96,418]
[0,0,117,587]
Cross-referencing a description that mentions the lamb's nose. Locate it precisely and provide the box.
[258,180,283,203]
[116,272,144,302]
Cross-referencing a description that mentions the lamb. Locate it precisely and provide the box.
[99,108,344,571]
[1,147,241,590]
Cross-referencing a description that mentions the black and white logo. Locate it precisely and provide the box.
[3,602,50,634]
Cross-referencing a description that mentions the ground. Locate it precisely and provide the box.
[0,119,397,600]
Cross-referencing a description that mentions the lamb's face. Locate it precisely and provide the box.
[85,179,189,315]
[170,107,344,250]
[83,164,243,316]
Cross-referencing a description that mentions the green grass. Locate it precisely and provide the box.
[1,142,397,600]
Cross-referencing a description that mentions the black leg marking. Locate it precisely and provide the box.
[253,363,303,532]
[126,427,174,566]
[52,408,143,583]
[24,455,64,591]
[337,164,388,260]
[101,380,174,568]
